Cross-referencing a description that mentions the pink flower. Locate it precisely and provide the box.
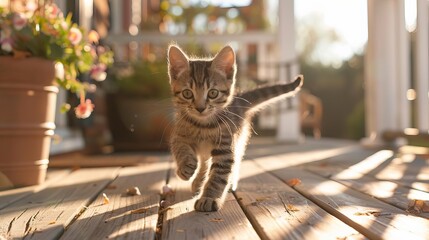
[46,4,63,19]
[88,30,100,44]
[74,99,94,119]
[25,2,38,12]
[0,38,13,52]
[61,21,69,30]
[90,63,107,81]
[68,27,82,45]
[13,13,27,31]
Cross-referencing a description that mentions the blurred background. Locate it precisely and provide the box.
[2,0,427,155]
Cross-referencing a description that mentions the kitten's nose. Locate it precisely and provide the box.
[196,107,206,113]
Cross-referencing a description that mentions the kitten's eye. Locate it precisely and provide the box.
[208,89,219,99]
[182,89,193,99]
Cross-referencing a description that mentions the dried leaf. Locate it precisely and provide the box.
[126,186,141,196]
[255,197,271,202]
[286,178,302,187]
[407,199,429,214]
[102,193,110,205]
[354,210,389,217]
[286,204,299,212]
[209,218,224,222]
[130,207,148,214]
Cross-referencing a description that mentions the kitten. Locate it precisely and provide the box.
[167,44,303,212]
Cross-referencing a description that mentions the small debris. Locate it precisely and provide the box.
[176,229,185,233]
[106,185,117,190]
[160,200,171,208]
[406,199,429,214]
[319,162,329,167]
[130,207,148,214]
[126,186,141,196]
[102,193,110,205]
[162,184,174,195]
[354,210,390,217]
[286,178,302,187]
[255,197,271,202]
[286,204,299,212]
[48,221,56,225]
[209,218,224,222]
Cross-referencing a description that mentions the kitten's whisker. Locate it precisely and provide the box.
[217,115,233,139]
[212,115,223,148]
[233,96,252,105]
[220,112,239,131]
[223,110,258,135]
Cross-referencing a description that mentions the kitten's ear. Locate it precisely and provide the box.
[168,45,189,80]
[212,45,236,80]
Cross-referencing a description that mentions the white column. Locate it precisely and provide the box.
[363,0,410,146]
[258,42,277,129]
[110,0,123,34]
[415,0,429,131]
[79,0,94,32]
[396,0,411,130]
[109,0,125,61]
[276,0,300,142]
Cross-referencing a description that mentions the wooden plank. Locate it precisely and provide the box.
[307,164,429,219]
[161,164,260,240]
[0,167,119,239]
[0,169,70,210]
[60,162,170,240]
[49,152,167,167]
[308,149,429,193]
[244,144,359,173]
[262,165,429,240]
[235,160,365,240]
[246,138,357,160]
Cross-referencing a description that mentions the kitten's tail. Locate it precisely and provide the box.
[238,75,303,110]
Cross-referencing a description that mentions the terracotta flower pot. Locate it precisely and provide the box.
[0,57,57,186]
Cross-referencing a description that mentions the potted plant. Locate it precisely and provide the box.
[105,60,173,151]
[0,1,114,186]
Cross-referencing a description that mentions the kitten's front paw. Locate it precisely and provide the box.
[194,197,222,212]
[176,158,197,180]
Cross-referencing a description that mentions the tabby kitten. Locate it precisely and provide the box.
[168,44,303,212]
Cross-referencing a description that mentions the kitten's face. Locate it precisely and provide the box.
[168,45,236,120]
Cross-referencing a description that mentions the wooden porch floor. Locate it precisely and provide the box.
[1,138,429,239]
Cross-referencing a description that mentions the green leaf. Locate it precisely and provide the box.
[49,43,64,60]
[60,103,71,113]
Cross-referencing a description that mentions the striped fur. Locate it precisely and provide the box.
[168,45,303,212]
